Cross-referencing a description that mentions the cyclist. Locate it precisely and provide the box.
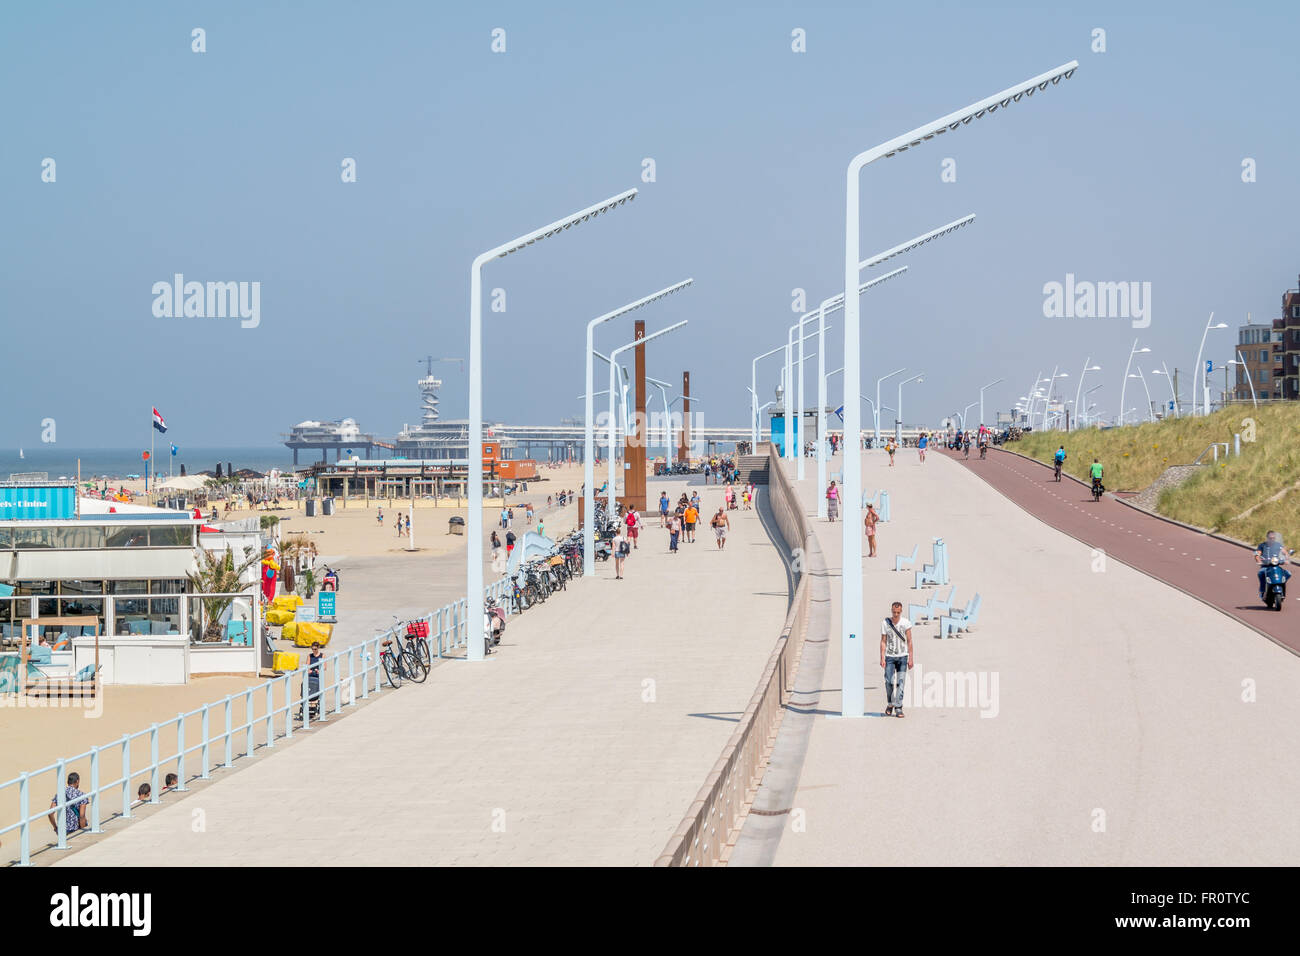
[1089,459,1104,497]
[1053,445,1066,481]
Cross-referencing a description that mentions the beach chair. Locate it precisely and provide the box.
[907,587,954,623]
[26,662,98,699]
[894,544,919,572]
[914,539,950,588]
[939,593,982,639]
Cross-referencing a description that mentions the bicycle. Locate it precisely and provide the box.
[378,639,404,688]
[1091,477,1104,502]
[1053,459,1062,482]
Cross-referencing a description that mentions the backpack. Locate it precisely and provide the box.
[618,540,630,556]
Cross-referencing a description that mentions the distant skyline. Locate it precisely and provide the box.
[4,0,1299,447]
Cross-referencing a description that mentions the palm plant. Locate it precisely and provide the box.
[187,547,260,641]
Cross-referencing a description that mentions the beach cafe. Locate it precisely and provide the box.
[0,481,264,689]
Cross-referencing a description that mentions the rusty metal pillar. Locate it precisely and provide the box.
[621,320,648,513]
[678,371,691,464]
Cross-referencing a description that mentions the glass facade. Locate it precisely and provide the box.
[0,522,193,550]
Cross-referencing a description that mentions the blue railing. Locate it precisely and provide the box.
[1,578,514,866]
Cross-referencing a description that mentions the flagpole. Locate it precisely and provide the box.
[150,409,154,496]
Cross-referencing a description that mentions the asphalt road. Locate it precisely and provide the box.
[945,446,1298,656]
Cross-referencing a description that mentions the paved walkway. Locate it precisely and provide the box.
[738,448,1300,866]
[54,477,788,866]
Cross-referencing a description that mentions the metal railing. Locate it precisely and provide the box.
[656,442,812,866]
[1,578,513,867]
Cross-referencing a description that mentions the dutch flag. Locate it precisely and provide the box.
[152,407,168,433]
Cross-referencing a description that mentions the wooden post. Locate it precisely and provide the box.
[678,371,691,464]
[622,319,649,512]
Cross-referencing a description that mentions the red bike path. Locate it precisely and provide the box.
[943,447,1298,657]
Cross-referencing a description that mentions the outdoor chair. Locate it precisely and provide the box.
[894,544,919,571]
[908,587,954,623]
[939,593,982,639]
[914,539,950,588]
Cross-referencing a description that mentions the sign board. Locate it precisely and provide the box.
[0,484,76,521]
[317,591,336,620]
[1206,360,1213,375]
[297,606,317,623]
[1169,400,1175,411]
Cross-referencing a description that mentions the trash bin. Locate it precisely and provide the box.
[305,498,316,517]
[448,515,465,535]
[322,497,334,516]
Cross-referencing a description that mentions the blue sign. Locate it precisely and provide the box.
[1206,360,1213,374]
[0,485,75,520]
[317,591,336,620]
[1168,400,1175,411]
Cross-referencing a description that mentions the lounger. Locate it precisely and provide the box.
[894,544,919,571]
[940,593,982,639]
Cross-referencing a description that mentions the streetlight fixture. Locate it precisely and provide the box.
[961,401,978,431]
[809,265,909,512]
[1118,340,1151,426]
[1193,313,1229,416]
[647,376,674,455]
[896,373,925,445]
[1127,368,1155,422]
[1072,359,1101,431]
[978,377,1004,428]
[606,322,689,519]
[1227,353,1257,408]
[1039,368,1069,430]
[471,187,638,660]
[838,59,1077,717]
[750,345,785,449]
[1151,362,1179,417]
[582,278,693,577]
[875,368,908,445]
[783,324,827,461]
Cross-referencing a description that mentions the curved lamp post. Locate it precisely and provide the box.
[1193,313,1228,416]
[1227,354,1257,408]
[582,278,693,576]
[1118,341,1151,426]
[1072,359,1101,431]
[839,61,1078,714]
[978,377,1003,428]
[472,187,638,659]
[896,373,925,445]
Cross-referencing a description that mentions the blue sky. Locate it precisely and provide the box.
[3,0,1298,446]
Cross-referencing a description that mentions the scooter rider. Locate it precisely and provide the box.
[1254,531,1293,600]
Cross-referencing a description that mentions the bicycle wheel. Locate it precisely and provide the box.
[416,637,431,667]
[381,652,402,688]
[402,649,428,683]
[525,583,541,607]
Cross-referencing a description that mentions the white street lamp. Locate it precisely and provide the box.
[810,265,909,512]
[783,324,825,461]
[896,373,925,445]
[1072,359,1101,431]
[961,401,978,431]
[875,368,908,445]
[1127,368,1155,422]
[751,345,785,449]
[839,59,1077,717]
[1039,368,1069,430]
[978,377,1003,428]
[583,278,693,577]
[606,322,689,519]
[472,187,637,660]
[1118,340,1151,426]
[1151,362,1178,417]
[648,376,674,454]
[1193,313,1229,416]
[1081,383,1103,427]
[1227,353,1257,408]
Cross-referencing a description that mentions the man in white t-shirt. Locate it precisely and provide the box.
[880,601,914,718]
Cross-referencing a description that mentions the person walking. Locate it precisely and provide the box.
[683,501,699,543]
[886,439,896,467]
[918,432,928,462]
[659,491,670,528]
[490,530,502,565]
[625,507,640,550]
[404,513,410,537]
[612,526,629,579]
[711,507,730,550]
[500,507,508,530]
[377,506,384,526]
[396,511,404,537]
[880,601,914,718]
[826,480,840,522]
[668,511,680,553]
[505,528,516,559]
[865,502,879,558]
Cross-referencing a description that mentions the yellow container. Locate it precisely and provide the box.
[292,621,334,648]
[282,621,299,642]
[265,609,295,626]
[272,651,299,672]
[272,594,304,611]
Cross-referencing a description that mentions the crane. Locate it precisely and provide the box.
[420,356,464,376]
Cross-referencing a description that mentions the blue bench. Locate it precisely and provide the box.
[894,544,919,571]
[940,593,982,639]
[908,587,955,623]
[914,538,950,588]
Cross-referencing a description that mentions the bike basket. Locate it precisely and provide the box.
[406,621,430,638]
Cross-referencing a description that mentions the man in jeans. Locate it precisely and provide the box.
[880,601,914,718]
[48,771,89,834]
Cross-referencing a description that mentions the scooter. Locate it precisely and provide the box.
[1261,554,1292,611]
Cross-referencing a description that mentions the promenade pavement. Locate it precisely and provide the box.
[740,447,1300,866]
[54,477,788,866]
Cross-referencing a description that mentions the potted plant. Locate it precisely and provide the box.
[186,547,260,642]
